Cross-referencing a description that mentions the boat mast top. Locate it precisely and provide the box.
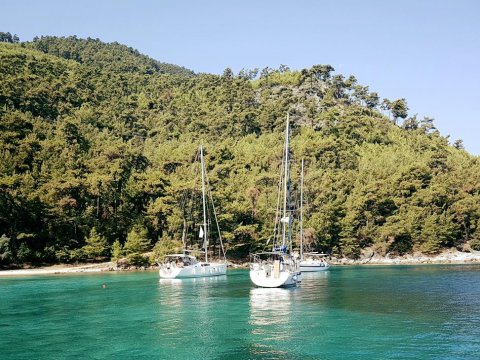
[200,145,208,263]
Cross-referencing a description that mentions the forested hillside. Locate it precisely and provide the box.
[1,35,480,266]
[24,35,195,77]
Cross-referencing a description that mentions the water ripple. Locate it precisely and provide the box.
[2,266,480,359]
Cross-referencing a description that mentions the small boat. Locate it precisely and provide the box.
[298,158,330,272]
[159,145,227,279]
[160,253,226,278]
[299,252,330,272]
[249,114,300,288]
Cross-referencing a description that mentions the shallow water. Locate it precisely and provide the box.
[1,265,480,359]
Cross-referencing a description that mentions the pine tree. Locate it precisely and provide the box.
[124,225,151,265]
[83,228,109,260]
[111,240,124,262]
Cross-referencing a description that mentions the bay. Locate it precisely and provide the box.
[1,265,480,359]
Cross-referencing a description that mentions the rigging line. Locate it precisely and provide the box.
[180,149,203,250]
[187,188,197,249]
[204,165,227,262]
[288,179,294,253]
[179,185,191,247]
[300,158,304,261]
[178,150,201,211]
[178,189,189,251]
[200,145,208,263]
[270,142,285,251]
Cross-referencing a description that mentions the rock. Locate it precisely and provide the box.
[461,243,472,253]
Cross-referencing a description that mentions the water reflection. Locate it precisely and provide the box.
[158,278,184,309]
[249,288,293,312]
[156,275,229,351]
[299,271,330,302]
[300,270,329,281]
[159,274,227,286]
[158,275,227,307]
[158,278,184,286]
[249,287,295,353]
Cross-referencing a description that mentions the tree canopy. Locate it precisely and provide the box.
[1,36,479,266]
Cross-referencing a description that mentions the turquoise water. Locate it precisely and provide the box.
[1,265,480,359]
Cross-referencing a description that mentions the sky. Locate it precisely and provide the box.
[2,0,480,154]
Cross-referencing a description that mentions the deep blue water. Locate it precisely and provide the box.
[1,265,480,359]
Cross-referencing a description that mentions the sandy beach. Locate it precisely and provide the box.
[0,262,118,277]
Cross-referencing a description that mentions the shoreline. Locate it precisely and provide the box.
[1,249,480,277]
[335,248,480,266]
[0,262,119,277]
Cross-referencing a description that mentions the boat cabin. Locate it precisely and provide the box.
[303,252,329,260]
[162,254,198,268]
[250,251,295,264]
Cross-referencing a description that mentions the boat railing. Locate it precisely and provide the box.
[249,258,298,272]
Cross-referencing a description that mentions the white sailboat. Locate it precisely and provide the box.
[249,114,301,288]
[159,145,227,279]
[298,158,330,272]
[299,253,330,272]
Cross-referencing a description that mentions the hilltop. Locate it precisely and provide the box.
[25,35,195,77]
[1,35,480,267]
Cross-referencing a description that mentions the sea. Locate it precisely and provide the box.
[1,265,480,359]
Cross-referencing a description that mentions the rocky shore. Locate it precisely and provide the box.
[332,248,480,266]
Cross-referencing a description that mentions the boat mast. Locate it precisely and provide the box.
[181,216,187,255]
[200,145,208,263]
[282,113,290,248]
[300,158,304,261]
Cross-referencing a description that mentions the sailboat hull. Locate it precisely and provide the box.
[299,260,330,272]
[249,267,300,288]
[159,262,227,279]
[299,264,330,272]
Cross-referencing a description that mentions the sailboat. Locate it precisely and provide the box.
[159,145,227,279]
[298,158,330,272]
[249,114,301,288]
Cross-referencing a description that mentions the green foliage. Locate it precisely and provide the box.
[418,213,459,254]
[0,234,13,264]
[0,32,20,43]
[82,227,109,260]
[111,240,124,262]
[252,69,302,88]
[471,238,480,251]
[391,98,409,123]
[26,36,194,77]
[16,242,33,263]
[123,225,151,265]
[1,36,479,265]
[151,237,183,263]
